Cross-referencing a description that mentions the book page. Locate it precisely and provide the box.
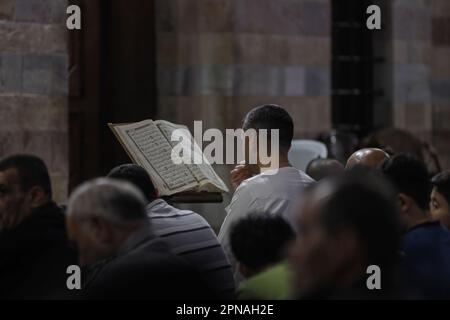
[111,120,198,196]
[155,120,229,193]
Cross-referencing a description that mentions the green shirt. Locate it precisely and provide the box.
[237,262,293,300]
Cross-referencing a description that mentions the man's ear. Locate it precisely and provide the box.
[397,193,412,213]
[332,227,361,266]
[237,262,252,279]
[27,186,48,209]
[89,216,114,244]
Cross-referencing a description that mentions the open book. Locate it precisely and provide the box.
[109,120,229,197]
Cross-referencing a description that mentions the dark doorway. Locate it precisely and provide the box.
[331,0,382,137]
[68,0,157,191]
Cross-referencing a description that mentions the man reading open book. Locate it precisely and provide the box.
[218,105,315,273]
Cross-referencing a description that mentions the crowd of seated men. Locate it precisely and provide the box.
[1,105,450,300]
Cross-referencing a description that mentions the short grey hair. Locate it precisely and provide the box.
[67,178,148,225]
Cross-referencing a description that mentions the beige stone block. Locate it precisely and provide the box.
[393,41,408,65]
[199,34,233,65]
[198,0,232,33]
[432,47,450,76]
[0,94,68,131]
[279,96,330,137]
[0,0,14,20]
[0,22,67,53]
[176,35,202,65]
[404,103,433,130]
[284,36,331,67]
[432,0,450,18]
[407,42,432,65]
[234,34,268,65]
[433,103,450,130]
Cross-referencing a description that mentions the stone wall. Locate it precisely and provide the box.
[431,0,450,169]
[155,0,331,138]
[390,0,450,169]
[391,0,433,142]
[0,0,69,202]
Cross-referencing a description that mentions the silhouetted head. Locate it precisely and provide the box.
[107,164,157,202]
[380,154,432,230]
[241,105,294,170]
[346,148,390,169]
[230,213,295,278]
[0,154,52,231]
[67,178,149,267]
[430,171,450,228]
[291,171,401,298]
[306,158,344,181]
[243,104,293,150]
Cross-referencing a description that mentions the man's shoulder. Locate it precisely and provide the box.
[84,240,204,299]
[237,167,314,192]
[147,199,211,228]
[238,263,291,300]
[403,222,450,253]
[105,239,190,275]
[0,202,72,252]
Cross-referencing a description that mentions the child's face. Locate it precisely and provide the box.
[430,187,450,228]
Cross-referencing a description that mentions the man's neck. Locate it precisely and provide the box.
[117,222,151,255]
[259,154,291,173]
[406,208,434,231]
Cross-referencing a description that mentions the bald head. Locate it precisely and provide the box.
[306,158,344,181]
[346,148,389,169]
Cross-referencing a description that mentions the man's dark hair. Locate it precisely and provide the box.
[0,154,52,198]
[306,158,343,181]
[230,213,295,272]
[318,172,401,276]
[107,164,157,202]
[242,105,294,148]
[431,171,450,205]
[379,154,431,211]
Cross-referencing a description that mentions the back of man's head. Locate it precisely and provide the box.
[107,164,157,202]
[67,178,149,266]
[0,154,52,198]
[319,172,401,272]
[380,154,431,211]
[306,158,344,181]
[292,171,402,298]
[230,213,295,277]
[243,105,294,148]
[68,178,148,225]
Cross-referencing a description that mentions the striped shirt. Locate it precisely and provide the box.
[146,199,235,299]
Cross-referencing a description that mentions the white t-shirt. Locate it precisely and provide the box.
[218,167,315,269]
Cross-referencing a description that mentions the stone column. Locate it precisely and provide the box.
[0,0,69,202]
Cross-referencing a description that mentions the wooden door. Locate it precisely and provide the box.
[69,0,157,191]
